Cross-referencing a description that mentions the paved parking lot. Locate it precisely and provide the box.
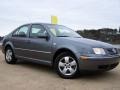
[0,51,120,90]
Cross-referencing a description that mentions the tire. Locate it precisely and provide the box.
[54,52,79,79]
[5,47,17,64]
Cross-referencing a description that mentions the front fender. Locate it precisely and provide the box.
[53,44,81,62]
[3,41,15,54]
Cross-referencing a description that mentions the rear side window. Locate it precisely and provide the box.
[13,25,29,37]
[30,24,47,38]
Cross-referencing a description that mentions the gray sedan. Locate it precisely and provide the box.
[1,23,120,78]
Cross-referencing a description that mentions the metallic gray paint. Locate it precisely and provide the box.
[1,23,120,71]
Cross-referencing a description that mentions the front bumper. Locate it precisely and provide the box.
[78,54,120,71]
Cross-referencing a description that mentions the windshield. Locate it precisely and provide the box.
[46,24,82,37]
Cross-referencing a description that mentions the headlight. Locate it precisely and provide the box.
[93,48,106,55]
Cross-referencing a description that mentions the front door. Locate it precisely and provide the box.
[28,24,52,62]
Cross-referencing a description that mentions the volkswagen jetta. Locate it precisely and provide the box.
[1,23,120,78]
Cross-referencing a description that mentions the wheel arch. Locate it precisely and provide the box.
[52,48,78,67]
[4,42,14,53]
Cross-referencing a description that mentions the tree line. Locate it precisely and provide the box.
[77,28,120,44]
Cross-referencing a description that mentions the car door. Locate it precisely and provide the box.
[28,24,52,62]
[11,25,30,57]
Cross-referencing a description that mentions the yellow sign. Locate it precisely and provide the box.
[51,16,58,24]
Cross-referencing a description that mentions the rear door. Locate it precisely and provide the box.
[11,25,30,57]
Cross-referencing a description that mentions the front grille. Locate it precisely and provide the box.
[106,48,118,55]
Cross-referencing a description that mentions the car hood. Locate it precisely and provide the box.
[61,37,114,48]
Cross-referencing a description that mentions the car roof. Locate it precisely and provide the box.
[23,23,60,26]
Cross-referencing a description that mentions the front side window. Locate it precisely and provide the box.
[30,24,47,38]
[13,25,29,37]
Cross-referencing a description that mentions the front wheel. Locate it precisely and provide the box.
[5,47,17,64]
[55,52,79,79]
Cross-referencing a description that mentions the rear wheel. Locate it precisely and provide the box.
[55,52,79,79]
[5,47,17,64]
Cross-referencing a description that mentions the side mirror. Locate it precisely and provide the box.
[37,33,49,39]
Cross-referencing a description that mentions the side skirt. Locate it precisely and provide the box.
[16,55,52,66]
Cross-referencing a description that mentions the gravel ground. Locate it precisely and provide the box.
[0,51,120,90]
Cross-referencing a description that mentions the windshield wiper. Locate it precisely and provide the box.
[57,36,70,37]
[75,37,82,38]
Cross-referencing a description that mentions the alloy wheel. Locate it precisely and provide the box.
[58,56,77,76]
[6,49,13,62]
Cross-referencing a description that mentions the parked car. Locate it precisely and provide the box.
[1,23,120,78]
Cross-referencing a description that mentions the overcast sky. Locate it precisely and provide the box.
[0,0,120,36]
